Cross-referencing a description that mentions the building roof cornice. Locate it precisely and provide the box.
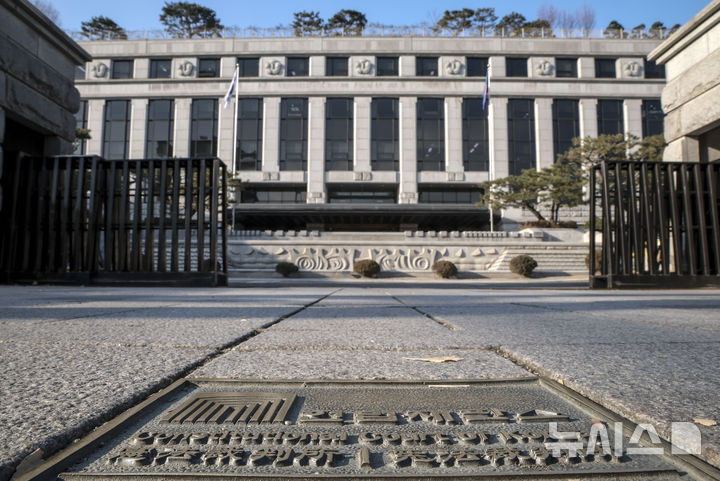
[648,0,720,63]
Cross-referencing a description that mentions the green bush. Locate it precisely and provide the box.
[432,260,458,279]
[275,261,299,277]
[585,249,602,274]
[509,254,537,277]
[353,259,381,278]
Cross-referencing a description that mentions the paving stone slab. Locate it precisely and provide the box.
[498,341,720,469]
[190,348,535,380]
[0,341,215,481]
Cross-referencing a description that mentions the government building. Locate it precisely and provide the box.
[74,33,666,232]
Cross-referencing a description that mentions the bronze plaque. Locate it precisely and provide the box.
[22,379,712,480]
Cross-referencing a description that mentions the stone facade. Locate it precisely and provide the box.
[649,0,720,163]
[74,35,665,229]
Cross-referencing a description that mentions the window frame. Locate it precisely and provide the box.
[286,57,309,77]
[149,59,171,79]
[198,58,220,78]
[416,57,439,77]
[111,59,134,79]
[505,58,528,77]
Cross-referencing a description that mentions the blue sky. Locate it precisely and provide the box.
[48,0,710,32]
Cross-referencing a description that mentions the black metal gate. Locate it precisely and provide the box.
[590,160,720,288]
[0,154,227,286]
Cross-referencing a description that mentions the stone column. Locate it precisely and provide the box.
[665,137,700,163]
[399,56,415,77]
[535,98,554,169]
[445,97,463,176]
[129,98,148,159]
[578,57,594,79]
[398,97,417,204]
[262,97,280,173]
[488,97,509,179]
[307,97,326,203]
[624,99,643,139]
[310,56,324,77]
[217,95,234,168]
[86,99,104,156]
[0,107,4,212]
[489,56,505,79]
[353,97,371,176]
[135,58,149,79]
[579,98,598,139]
[173,98,192,158]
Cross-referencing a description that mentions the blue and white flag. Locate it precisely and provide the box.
[482,64,490,110]
[223,66,238,109]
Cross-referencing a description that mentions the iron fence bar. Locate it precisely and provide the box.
[20,158,36,272]
[158,161,168,272]
[653,163,670,274]
[693,164,711,274]
[33,158,48,274]
[708,163,720,274]
[105,162,117,272]
[145,160,155,272]
[209,159,219,275]
[600,162,614,278]
[170,159,180,272]
[131,161,143,271]
[221,165,228,275]
[118,162,130,271]
[71,157,85,271]
[627,162,642,274]
[614,162,629,275]
[86,157,101,272]
[60,157,72,272]
[589,164,597,281]
[667,164,683,275]
[680,164,697,275]
[184,159,192,271]
[640,162,657,275]
[197,159,206,270]
[47,157,60,272]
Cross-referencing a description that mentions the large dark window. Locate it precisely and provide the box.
[237,98,263,170]
[280,98,308,170]
[237,57,259,77]
[102,100,130,160]
[241,186,306,203]
[371,98,399,171]
[555,58,577,78]
[325,98,353,171]
[74,100,88,155]
[597,99,624,135]
[642,99,664,138]
[416,57,438,76]
[462,98,489,171]
[376,57,398,76]
[644,59,665,79]
[466,57,488,77]
[145,99,174,158]
[149,59,171,79]
[190,99,218,157]
[198,58,220,78]
[552,99,580,159]
[417,98,445,171]
[287,57,309,77]
[506,58,528,77]
[507,99,536,175]
[111,60,133,79]
[595,58,616,78]
[418,186,482,204]
[326,57,348,76]
[327,185,397,204]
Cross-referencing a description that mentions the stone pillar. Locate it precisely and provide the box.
[354,97,371,174]
[578,57,594,78]
[624,99,643,139]
[135,58,149,79]
[445,97,463,176]
[535,98,554,169]
[129,98,148,159]
[217,95,234,168]
[665,137,701,162]
[489,56,505,79]
[399,56,415,77]
[174,98,192,158]
[86,99,104,156]
[488,97,509,179]
[310,56,324,77]
[579,98,598,139]
[398,96,417,204]
[307,97,326,203]
[0,107,4,212]
[262,97,280,173]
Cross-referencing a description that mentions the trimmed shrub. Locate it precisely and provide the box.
[432,260,458,279]
[275,261,299,277]
[509,254,537,277]
[585,248,602,274]
[521,219,578,229]
[353,259,381,278]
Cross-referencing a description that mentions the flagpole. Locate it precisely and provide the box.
[486,62,494,232]
[231,63,239,232]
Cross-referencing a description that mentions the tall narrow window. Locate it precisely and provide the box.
[146,99,174,158]
[149,59,171,78]
[237,98,263,170]
[102,100,130,160]
[642,99,664,137]
[74,100,88,155]
[279,98,308,170]
[190,99,217,157]
[462,98,489,171]
[507,99,536,175]
[644,59,665,79]
[597,99,624,135]
[552,99,580,159]
[417,98,445,171]
[371,98,399,171]
[325,98,353,171]
[416,57,438,76]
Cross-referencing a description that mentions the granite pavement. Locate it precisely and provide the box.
[0,283,719,479]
